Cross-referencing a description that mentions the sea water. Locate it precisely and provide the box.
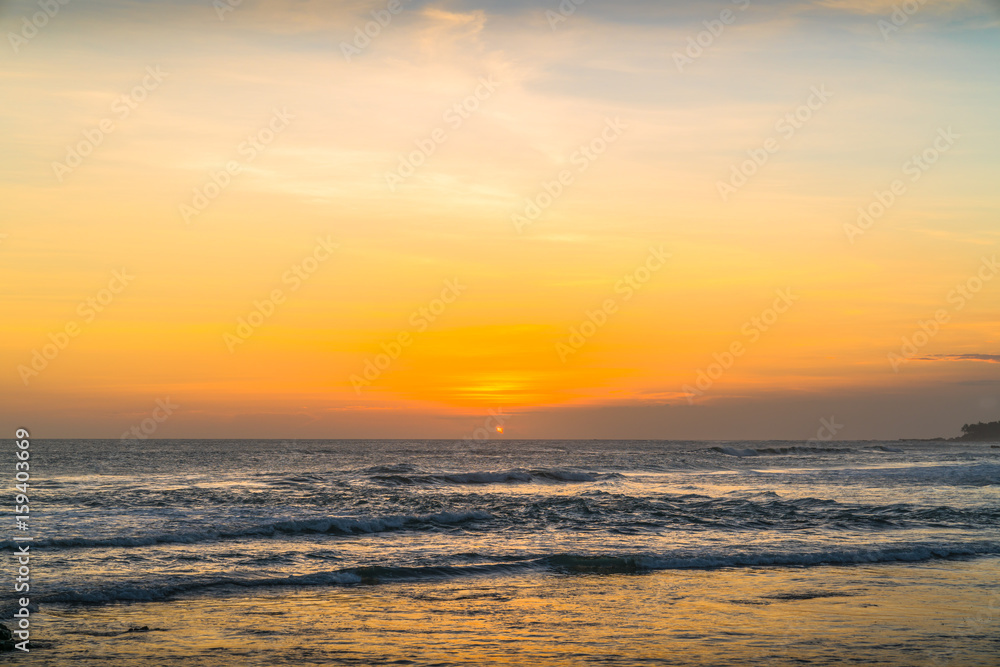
[6,439,998,665]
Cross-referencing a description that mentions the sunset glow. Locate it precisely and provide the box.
[6,3,1000,665]
[3,0,998,439]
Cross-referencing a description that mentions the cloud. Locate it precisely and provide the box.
[813,0,978,14]
[416,7,487,53]
[917,354,1000,363]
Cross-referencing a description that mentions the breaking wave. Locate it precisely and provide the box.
[40,540,1000,605]
[4,511,491,551]
[371,469,620,485]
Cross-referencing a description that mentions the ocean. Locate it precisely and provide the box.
[7,438,999,665]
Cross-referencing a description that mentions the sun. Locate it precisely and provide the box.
[496,426,504,434]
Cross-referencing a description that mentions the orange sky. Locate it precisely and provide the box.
[2,0,999,439]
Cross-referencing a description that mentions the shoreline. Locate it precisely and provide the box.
[21,557,1000,666]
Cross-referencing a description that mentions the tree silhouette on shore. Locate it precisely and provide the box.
[956,420,1000,441]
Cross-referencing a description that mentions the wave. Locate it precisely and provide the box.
[15,493,999,553]
[788,462,1000,488]
[712,446,855,457]
[37,541,1000,606]
[634,541,1000,570]
[4,511,491,551]
[372,469,620,485]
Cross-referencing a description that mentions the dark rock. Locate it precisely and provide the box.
[0,623,16,651]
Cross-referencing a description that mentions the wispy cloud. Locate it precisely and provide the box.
[814,0,957,13]
[918,354,1000,363]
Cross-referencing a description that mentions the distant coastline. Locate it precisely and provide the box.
[896,419,1000,443]
[950,420,1000,442]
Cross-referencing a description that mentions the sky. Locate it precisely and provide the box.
[1,0,999,440]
